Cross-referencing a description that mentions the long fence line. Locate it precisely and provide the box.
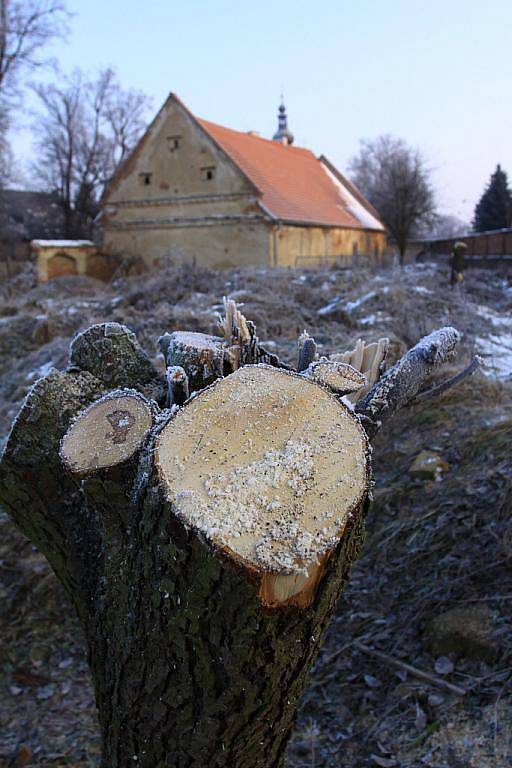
[414,227,512,266]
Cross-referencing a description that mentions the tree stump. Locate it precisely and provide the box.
[0,310,462,768]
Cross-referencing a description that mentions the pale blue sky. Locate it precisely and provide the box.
[14,0,512,220]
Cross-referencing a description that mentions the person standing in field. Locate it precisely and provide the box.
[450,241,468,288]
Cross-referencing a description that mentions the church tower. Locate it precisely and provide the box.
[272,98,294,146]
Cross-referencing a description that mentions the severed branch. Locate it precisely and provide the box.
[297,330,317,372]
[353,641,467,697]
[70,322,166,403]
[356,327,460,438]
[412,355,481,403]
[0,369,107,615]
[330,337,389,402]
[219,298,292,370]
[303,359,367,396]
[165,366,190,407]
[60,389,156,536]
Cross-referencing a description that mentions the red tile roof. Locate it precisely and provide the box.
[198,118,384,230]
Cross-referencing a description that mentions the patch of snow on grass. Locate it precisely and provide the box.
[359,314,377,326]
[359,312,391,326]
[476,334,512,379]
[413,286,433,295]
[475,305,512,328]
[345,291,378,312]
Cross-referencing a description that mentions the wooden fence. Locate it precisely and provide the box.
[415,228,512,267]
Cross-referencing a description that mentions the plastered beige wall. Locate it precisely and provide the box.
[107,99,255,203]
[104,222,270,269]
[271,225,387,268]
[103,98,269,267]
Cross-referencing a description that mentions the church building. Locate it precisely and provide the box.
[100,94,386,269]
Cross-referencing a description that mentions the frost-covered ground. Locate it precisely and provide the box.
[0,260,511,441]
[0,261,511,766]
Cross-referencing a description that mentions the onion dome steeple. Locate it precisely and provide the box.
[273,97,294,146]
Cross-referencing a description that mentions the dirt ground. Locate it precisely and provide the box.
[0,261,511,767]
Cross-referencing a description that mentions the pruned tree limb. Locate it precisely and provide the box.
[303,359,367,396]
[331,337,389,402]
[297,330,317,372]
[159,330,231,391]
[165,365,189,407]
[219,297,292,370]
[70,322,165,402]
[413,355,480,402]
[0,368,107,618]
[61,389,156,544]
[356,327,460,438]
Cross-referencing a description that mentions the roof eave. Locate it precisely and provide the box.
[272,217,386,231]
[319,155,386,229]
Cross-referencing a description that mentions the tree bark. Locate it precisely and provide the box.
[0,317,463,768]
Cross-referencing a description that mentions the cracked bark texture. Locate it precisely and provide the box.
[0,321,462,768]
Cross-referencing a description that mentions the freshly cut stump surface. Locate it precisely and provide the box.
[60,391,154,477]
[156,365,369,606]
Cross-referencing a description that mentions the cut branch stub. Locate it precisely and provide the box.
[159,330,234,391]
[165,365,189,407]
[69,322,165,402]
[304,360,367,395]
[297,330,317,373]
[356,326,461,438]
[330,337,389,402]
[155,364,369,608]
[60,390,154,479]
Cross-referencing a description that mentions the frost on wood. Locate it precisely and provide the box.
[69,322,165,401]
[357,327,461,437]
[60,390,154,478]
[330,337,389,402]
[297,330,317,372]
[218,297,291,370]
[159,330,233,391]
[304,360,367,395]
[165,365,190,407]
[155,365,369,606]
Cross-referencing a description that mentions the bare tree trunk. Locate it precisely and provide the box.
[0,315,461,767]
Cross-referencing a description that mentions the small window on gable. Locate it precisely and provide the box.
[201,166,216,181]
[139,172,152,186]
[167,135,182,152]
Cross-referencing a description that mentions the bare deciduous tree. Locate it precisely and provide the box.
[0,102,12,186]
[33,67,151,237]
[349,135,436,265]
[0,0,69,186]
[0,0,69,97]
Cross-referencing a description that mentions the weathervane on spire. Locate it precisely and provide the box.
[273,96,294,146]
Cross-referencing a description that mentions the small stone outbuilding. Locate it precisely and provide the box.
[100,95,386,269]
[32,240,119,283]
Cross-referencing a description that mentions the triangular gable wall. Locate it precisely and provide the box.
[104,94,260,205]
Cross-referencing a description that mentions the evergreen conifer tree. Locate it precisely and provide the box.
[473,164,512,232]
